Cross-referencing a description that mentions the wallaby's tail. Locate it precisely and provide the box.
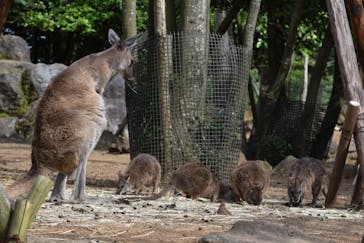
[144,182,173,200]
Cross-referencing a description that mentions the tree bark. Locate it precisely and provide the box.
[301,54,309,102]
[325,101,359,206]
[326,0,364,209]
[216,0,244,34]
[0,0,12,34]
[154,0,172,178]
[310,56,343,159]
[122,0,137,38]
[166,0,177,33]
[293,27,333,157]
[345,0,364,80]
[254,0,304,159]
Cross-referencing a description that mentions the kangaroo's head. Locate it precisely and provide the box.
[108,29,137,82]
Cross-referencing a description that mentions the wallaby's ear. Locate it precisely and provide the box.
[108,28,120,45]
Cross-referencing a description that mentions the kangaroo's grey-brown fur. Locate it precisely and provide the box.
[6,29,137,202]
[116,153,161,195]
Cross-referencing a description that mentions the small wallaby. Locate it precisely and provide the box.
[146,162,220,202]
[116,153,161,195]
[6,29,138,203]
[287,157,328,207]
[230,161,270,205]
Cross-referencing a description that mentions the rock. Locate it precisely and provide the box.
[96,73,128,150]
[0,57,129,146]
[0,60,34,116]
[103,73,127,134]
[0,35,30,62]
[30,63,67,95]
[199,220,325,243]
[0,117,21,139]
[0,60,65,139]
[273,155,297,176]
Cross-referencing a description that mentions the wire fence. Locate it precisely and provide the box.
[126,32,331,181]
[126,32,245,182]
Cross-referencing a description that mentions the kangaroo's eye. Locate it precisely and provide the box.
[129,59,134,67]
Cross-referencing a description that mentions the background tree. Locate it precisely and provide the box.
[0,0,12,34]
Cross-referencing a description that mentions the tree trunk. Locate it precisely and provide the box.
[154,0,172,178]
[310,56,343,159]
[301,54,309,102]
[254,0,304,159]
[172,0,210,163]
[293,27,334,157]
[216,0,244,34]
[238,0,262,155]
[345,0,364,80]
[166,0,177,33]
[326,0,364,209]
[122,0,137,38]
[0,0,12,34]
[181,0,210,118]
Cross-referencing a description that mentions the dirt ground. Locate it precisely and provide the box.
[0,142,363,243]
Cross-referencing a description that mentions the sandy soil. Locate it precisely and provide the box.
[0,142,363,243]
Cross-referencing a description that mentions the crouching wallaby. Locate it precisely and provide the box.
[6,29,137,203]
[147,162,220,202]
[230,161,270,205]
[287,157,328,207]
[116,153,161,195]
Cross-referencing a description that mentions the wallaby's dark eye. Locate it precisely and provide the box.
[130,59,134,67]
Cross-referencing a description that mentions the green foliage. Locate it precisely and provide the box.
[11,0,123,34]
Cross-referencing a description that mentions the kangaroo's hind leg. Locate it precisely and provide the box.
[70,128,103,202]
[50,173,68,201]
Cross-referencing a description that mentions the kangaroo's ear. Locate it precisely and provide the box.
[125,33,141,47]
[108,28,120,45]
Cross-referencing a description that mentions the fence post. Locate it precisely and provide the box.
[6,175,52,242]
[325,101,360,206]
[0,182,11,240]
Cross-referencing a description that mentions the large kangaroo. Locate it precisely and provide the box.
[6,29,137,202]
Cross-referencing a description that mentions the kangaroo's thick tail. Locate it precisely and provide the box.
[5,172,40,202]
[144,182,174,200]
[5,162,52,202]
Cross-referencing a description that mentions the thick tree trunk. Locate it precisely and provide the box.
[326,0,364,208]
[310,56,343,159]
[345,0,364,80]
[254,0,304,159]
[166,0,177,33]
[0,0,12,34]
[122,0,137,38]
[181,0,210,118]
[154,0,172,178]
[172,0,210,163]
[293,27,334,157]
